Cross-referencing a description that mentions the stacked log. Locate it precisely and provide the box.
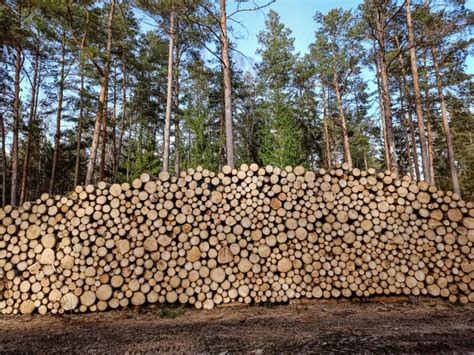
[0,163,473,315]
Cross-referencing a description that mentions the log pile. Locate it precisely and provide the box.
[0,164,473,315]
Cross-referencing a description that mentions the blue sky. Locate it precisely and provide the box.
[227,0,474,73]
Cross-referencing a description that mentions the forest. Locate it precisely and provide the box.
[0,0,472,207]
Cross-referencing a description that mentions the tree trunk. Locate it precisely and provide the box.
[111,63,118,179]
[374,42,390,168]
[431,45,460,194]
[0,113,6,206]
[375,5,398,174]
[74,59,85,188]
[405,0,431,183]
[423,49,435,185]
[395,36,420,181]
[394,36,413,181]
[115,58,127,181]
[332,59,352,169]
[20,36,40,204]
[11,32,22,206]
[73,9,89,188]
[162,10,175,173]
[321,81,331,169]
[49,33,66,194]
[173,30,181,176]
[85,0,115,186]
[220,0,235,168]
[99,68,110,181]
[399,83,414,181]
[327,92,338,165]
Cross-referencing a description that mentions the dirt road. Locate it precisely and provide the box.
[1,297,473,353]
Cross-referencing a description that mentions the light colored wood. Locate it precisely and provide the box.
[0,164,472,315]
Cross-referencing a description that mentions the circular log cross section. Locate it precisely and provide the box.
[0,164,473,315]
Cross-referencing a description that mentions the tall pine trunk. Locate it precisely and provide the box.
[173,31,181,176]
[405,0,431,183]
[399,84,414,181]
[20,36,40,204]
[423,50,435,185]
[85,0,115,185]
[162,10,175,172]
[321,81,331,169]
[49,33,66,194]
[73,7,89,187]
[115,58,127,181]
[111,64,117,179]
[220,0,235,168]
[431,45,460,194]
[332,57,352,168]
[99,68,110,181]
[0,113,6,206]
[374,43,390,168]
[396,36,420,180]
[375,5,398,173]
[74,59,85,187]
[11,33,22,206]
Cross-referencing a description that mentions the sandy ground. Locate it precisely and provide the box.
[1,297,473,353]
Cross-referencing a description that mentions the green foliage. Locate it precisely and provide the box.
[255,11,307,167]
[159,305,185,319]
[1,0,472,205]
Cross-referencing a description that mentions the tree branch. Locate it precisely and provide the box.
[228,0,276,18]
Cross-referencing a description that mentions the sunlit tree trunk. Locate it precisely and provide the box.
[20,36,40,204]
[73,6,89,187]
[99,68,110,181]
[220,0,235,168]
[162,10,175,172]
[173,30,181,176]
[422,50,435,185]
[332,57,352,168]
[0,113,6,206]
[395,36,420,180]
[85,0,115,185]
[375,5,398,173]
[431,45,460,194]
[111,64,118,179]
[405,0,431,183]
[11,1,22,206]
[74,59,85,187]
[374,42,390,168]
[115,58,127,181]
[321,81,331,169]
[50,32,66,194]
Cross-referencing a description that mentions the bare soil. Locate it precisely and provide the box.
[1,297,473,353]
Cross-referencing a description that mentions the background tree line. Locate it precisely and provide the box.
[0,0,472,207]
